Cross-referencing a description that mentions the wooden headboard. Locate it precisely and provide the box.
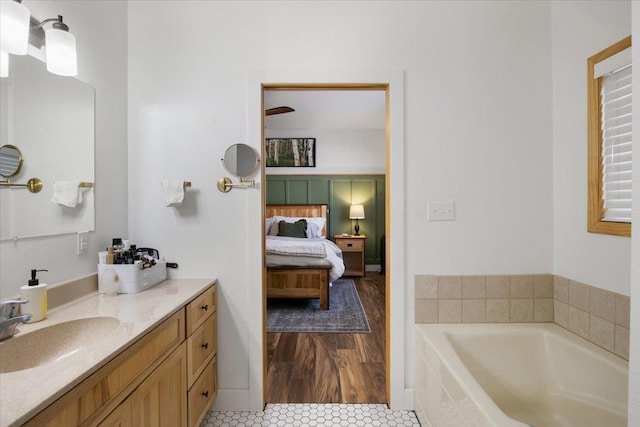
[266,204,328,237]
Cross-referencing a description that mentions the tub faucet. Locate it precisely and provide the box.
[0,299,32,341]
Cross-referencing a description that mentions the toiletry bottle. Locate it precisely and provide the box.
[20,269,48,322]
[106,246,114,264]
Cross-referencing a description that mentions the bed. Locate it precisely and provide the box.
[265,204,345,310]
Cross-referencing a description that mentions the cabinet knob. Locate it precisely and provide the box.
[202,390,209,398]
[347,243,353,247]
[201,304,208,311]
[202,342,209,350]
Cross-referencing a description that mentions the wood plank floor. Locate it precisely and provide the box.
[266,273,386,403]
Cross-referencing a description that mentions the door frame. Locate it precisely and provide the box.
[247,70,406,410]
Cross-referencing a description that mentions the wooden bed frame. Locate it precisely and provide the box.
[265,204,331,310]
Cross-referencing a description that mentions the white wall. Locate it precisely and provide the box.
[264,128,385,175]
[629,2,640,424]
[128,0,553,410]
[0,1,128,299]
[551,1,631,296]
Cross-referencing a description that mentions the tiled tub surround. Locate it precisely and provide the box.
[415,323,628,427]
[415,274,630,360]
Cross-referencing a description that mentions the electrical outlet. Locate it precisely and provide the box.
[427,201,455,221]
[77,231,89,255]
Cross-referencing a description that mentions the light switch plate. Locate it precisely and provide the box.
[427,201,455,221]
[77,231,89,255]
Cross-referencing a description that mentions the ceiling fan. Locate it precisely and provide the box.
[265,106,295,116]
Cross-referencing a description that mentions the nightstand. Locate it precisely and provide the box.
[334,235,366,277]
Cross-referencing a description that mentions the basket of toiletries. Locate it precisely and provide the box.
[98,260,166,294]
[98,240,167,294]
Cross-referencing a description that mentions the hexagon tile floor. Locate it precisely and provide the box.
[201,403,421,426]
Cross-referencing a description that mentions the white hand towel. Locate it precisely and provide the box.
[52,181,81,207]
[161,180,185,206]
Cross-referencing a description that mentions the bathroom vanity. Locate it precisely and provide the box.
[0,278,217,427]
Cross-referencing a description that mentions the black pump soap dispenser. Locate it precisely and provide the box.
[29,269,48,286]
[20,269,49,322]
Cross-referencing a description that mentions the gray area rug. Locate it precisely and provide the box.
[267,279,371,333]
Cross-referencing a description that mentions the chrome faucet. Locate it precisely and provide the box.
[0,299,32,341]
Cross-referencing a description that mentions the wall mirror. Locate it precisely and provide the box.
[0,145,24,177]
[222,143,260,178]
[0,54,95,240]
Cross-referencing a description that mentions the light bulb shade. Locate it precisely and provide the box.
[0,0,30,55]
[0,50,8,77]
[349,204,365,220]
[45,27,77,76]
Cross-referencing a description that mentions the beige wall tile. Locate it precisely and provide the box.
[568,307,589,339]
[438,299,462,323]
[487,275,510,298]
[553,275,569,303]
[615,325,629,360]
[568,280,590,312]
[415,275,438,299]
[589,315,614,352]
[615,294,630,329]
[462,299,486,323]
[487,299,510,323]
[589,287,615,323]
[534,299,553,322]
[462,276,486,299]
[510,299,534,322]
[510,275,534,298]
[533,274,553,298]
[554,301,568,328]
[415,299,439,323]
[438,276,462,299]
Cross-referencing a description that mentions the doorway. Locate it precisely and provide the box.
[261,84,390,404]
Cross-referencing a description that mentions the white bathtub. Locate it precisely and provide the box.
[414,323,628,427]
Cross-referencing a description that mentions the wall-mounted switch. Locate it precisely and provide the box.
[77,231,89,255]
[427,201,455,221]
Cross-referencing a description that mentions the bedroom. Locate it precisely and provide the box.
[263,88,387,403]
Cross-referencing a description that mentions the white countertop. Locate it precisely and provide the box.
[0,278,216,427]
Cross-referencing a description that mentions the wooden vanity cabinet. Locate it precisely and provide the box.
[185,285,217,427]
[23,282,217,427]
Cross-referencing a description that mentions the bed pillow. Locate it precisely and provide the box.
[268,216,326,238]
[277,219,308,238]
[266,217,274,235]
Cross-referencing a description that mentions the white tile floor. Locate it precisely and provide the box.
[201,403,421,426]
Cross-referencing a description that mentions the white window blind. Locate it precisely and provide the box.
[601,64,632,223]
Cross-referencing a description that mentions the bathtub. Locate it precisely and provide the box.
[414,323,628,427]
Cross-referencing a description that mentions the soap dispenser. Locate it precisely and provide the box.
[20,269,48,322]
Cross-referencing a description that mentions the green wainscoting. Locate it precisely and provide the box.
[266,175,385,265]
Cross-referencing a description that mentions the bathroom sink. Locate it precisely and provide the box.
[0,316,120,374]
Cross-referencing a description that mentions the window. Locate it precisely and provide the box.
[587,36,632,237]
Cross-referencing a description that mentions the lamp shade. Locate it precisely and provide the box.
[45,27,77,76]
[349,204,365,220]
[0,0,30,55]
[0,51,8,77]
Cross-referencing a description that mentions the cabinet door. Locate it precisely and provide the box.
[130,342,187,427]
[98,399,131,427]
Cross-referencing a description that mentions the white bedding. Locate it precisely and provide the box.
[265,236,345,283]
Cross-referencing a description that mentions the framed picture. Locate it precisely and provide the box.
[265,138,316,167]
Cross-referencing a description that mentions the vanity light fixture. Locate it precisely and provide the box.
[32,15,77,76]
[0,0,30,55]
[349,204,365,236]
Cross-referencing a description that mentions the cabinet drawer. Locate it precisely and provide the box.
[186,312,216,388]
[188,357,217,427]
[336,239,364,251]
[186,285,216,336]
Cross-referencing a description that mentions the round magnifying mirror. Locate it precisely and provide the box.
[0,145,24,178]
[222,143,259,177]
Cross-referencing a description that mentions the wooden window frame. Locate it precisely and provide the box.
[587,36,632,237]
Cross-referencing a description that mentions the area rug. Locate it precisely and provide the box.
[267,279,371,333]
